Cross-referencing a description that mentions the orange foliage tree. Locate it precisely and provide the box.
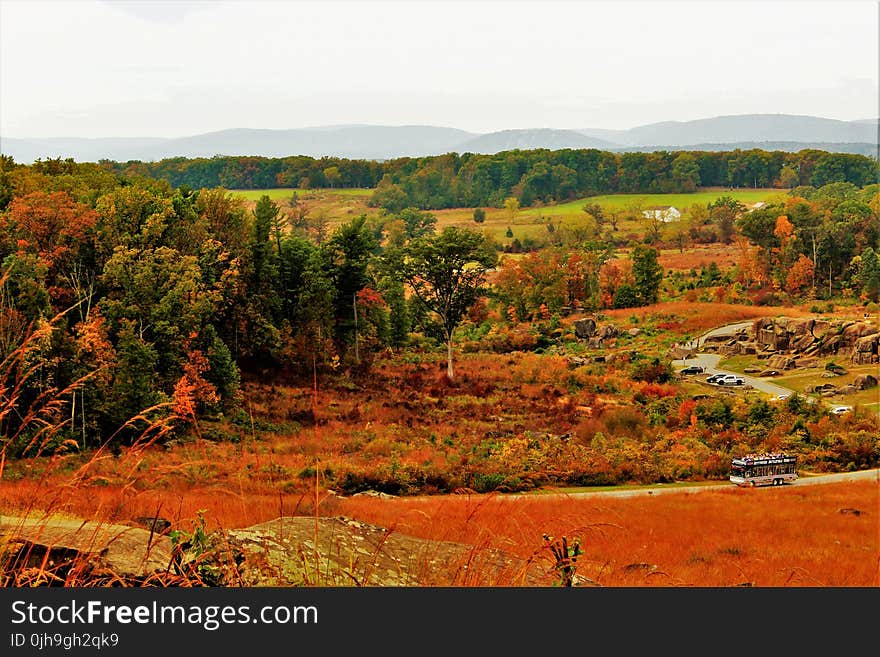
[785,254,815,296]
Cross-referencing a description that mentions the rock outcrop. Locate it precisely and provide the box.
[0,513,573,587]
[698,317,878,367]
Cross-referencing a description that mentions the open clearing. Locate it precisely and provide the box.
[231,186,784,246]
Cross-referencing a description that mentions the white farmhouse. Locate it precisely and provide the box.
[642,206,681,222]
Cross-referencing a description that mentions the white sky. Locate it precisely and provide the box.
[1,0,877,138]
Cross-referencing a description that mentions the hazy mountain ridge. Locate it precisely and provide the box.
[2,114,877,163]
[606,114,877,147]
[454,129,616,153]
[611,141,878,157]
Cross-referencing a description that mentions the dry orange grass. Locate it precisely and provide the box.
[331,480,880,587]
[3,469,876,587]
[656,244,741,271]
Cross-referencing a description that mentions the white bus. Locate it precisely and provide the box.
[730,454,797,487]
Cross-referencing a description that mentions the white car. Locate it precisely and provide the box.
[716,374,744,386]
[829,405,852,415]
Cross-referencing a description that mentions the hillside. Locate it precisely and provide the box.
[3,114,877,163]
[601,114,877,146]
[455,128,616,153]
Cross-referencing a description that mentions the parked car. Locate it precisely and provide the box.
[717,374,745,386]
[679,365,705,375]
[706,373,725,384]
[829,405,852,415]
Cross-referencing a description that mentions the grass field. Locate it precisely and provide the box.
[554,188,787,214]
[230,187,784,244]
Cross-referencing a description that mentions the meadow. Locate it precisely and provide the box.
[230,186,785,247]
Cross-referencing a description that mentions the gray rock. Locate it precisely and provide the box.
[853,374,878,390]
[573,318,597,339]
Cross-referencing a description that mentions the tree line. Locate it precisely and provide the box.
[92,148,879,211]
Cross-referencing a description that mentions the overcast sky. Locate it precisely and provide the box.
[1,0,877,138]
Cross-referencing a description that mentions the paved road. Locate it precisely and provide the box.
[503,468,880,501]
[672,321,802,399]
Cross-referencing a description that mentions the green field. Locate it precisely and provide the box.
[231,186,781,209]
[227,186,786,246]
[518,188,786,218]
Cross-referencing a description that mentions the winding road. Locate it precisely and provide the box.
[672,321,801,399]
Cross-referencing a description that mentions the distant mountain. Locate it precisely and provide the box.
[1,126,478,163]
[0,136,167,164]
[586,114,877,147]
[612,141,878,157]
[455,128,616,153]
[2,114,877,163]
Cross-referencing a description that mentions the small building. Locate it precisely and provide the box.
[642,206,681,222]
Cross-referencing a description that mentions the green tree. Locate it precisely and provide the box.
[323,166,341,188]
[397,207,437,240]
[671,153,701,192]
[858,247,880,302]
[473,208,486,224]
[778,165,799,189]
[379,276,410,347]
[708,196,745,244]
[612,283,638,309]
[393,227,497,380]
[631,245,663,305]
[324,216,378,354]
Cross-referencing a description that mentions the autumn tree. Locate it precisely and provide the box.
[785,254,815,296]
[392,227,496,380]
[504,197,520,224]
[708,196,745,244]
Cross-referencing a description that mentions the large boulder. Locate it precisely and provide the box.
[790,333,816,352]
[851,352,879,365]
[810,320,831,338]
[0,515,173,583]
[597,324,619,339]
[212,516,561,587]
[767,354,796,370]
[854,333,879,353]
[853,374,878,390]
[573,318,596,339]
[786,318,813,336]
[841,322,875,344]
[0,514,578,587]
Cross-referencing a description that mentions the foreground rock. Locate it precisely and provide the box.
[0,515,172,585]
[0,514,573,587]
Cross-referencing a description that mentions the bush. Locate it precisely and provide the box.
[631,357,673,383]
